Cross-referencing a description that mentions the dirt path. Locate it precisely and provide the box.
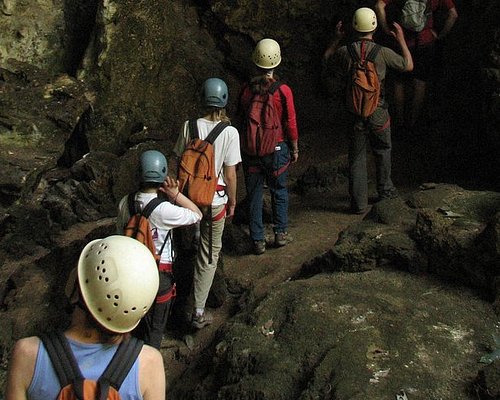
[161,118,431,390]
[162,154,371,389]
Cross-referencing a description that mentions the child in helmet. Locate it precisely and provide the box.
[238,38,299,255]
[116,150,202,348]
[5,235,166,400]
[172,78,241,329]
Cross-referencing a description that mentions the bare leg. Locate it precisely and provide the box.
[409,78,427,129]
[392,79,405,129]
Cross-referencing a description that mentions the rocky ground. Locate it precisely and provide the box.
[1,128,499,399]
[154,137,500,399]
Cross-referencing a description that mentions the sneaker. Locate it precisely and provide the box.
[275,232,287,247]
[254,240,266,255]
[191,311,214,329]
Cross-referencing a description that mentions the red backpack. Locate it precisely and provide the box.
[346,41,381,118]
[242,81,284,157]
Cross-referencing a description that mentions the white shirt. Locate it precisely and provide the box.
[116,191,201,263]
[173,118,242,206]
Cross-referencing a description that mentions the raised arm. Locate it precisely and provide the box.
[323,21,345,61]
[436,7,458,40]
[390,22,414,72]
[375,0,391,35]
[159,176,203,219]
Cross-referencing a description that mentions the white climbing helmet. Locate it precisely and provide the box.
[252,38,282,69]
[352,7,378,33]
[77,235,159,333]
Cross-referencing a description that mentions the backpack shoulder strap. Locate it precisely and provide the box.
[267,81,282,95]
[127,192,138,216]
[188,119,199,140]
[158,229,172,261]
[40,331,85,400]
[97,337,144,400]
[205,121,230,145]
[347,42,360,62]
[141,197,166,219]
[270,82,287,125]
[366,44,381,63]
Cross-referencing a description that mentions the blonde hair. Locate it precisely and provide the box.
[204,106,231,123]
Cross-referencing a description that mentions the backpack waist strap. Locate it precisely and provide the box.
[158,262,173,272]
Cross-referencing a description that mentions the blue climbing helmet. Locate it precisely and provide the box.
[140,150,167,184]
[202,78,228,108]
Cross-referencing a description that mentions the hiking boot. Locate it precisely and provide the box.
[191,310,214,329]
[254,240,266,255]
[379,188,399,201]
[350,206,367,215]
[274,232,287,247]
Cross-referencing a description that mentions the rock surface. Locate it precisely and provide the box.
[172,270,499,399]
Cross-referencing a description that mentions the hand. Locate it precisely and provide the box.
[159,176,180,202]
[225,201,236,222]
[290,152,299,164]
[323,21,345,60]
[390,22,405,42]
[334,20,344,39]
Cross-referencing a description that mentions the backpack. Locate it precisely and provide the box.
[177,120,229,207]
[242,81,284,157]
[123,194,168,264]
[400,0,431,32]
[346,41,381,118]
[40,331,143,400]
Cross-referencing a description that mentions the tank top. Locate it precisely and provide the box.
[27,336,142,400]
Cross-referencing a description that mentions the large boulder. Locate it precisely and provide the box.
[299,184,500,309]
[171,269,500,399]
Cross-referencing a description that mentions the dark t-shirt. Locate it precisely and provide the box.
[325,40,408,97]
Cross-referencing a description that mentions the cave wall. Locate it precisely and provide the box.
[1,0,499,193]
[0,0,371,248]
[77,0,500,192]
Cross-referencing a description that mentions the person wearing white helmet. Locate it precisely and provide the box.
[172,78,241,330]
[238,38,299,255]
[375,0,458,134]
[323,8,413,214]
[4,236,166,400]
[116,150,202,348]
